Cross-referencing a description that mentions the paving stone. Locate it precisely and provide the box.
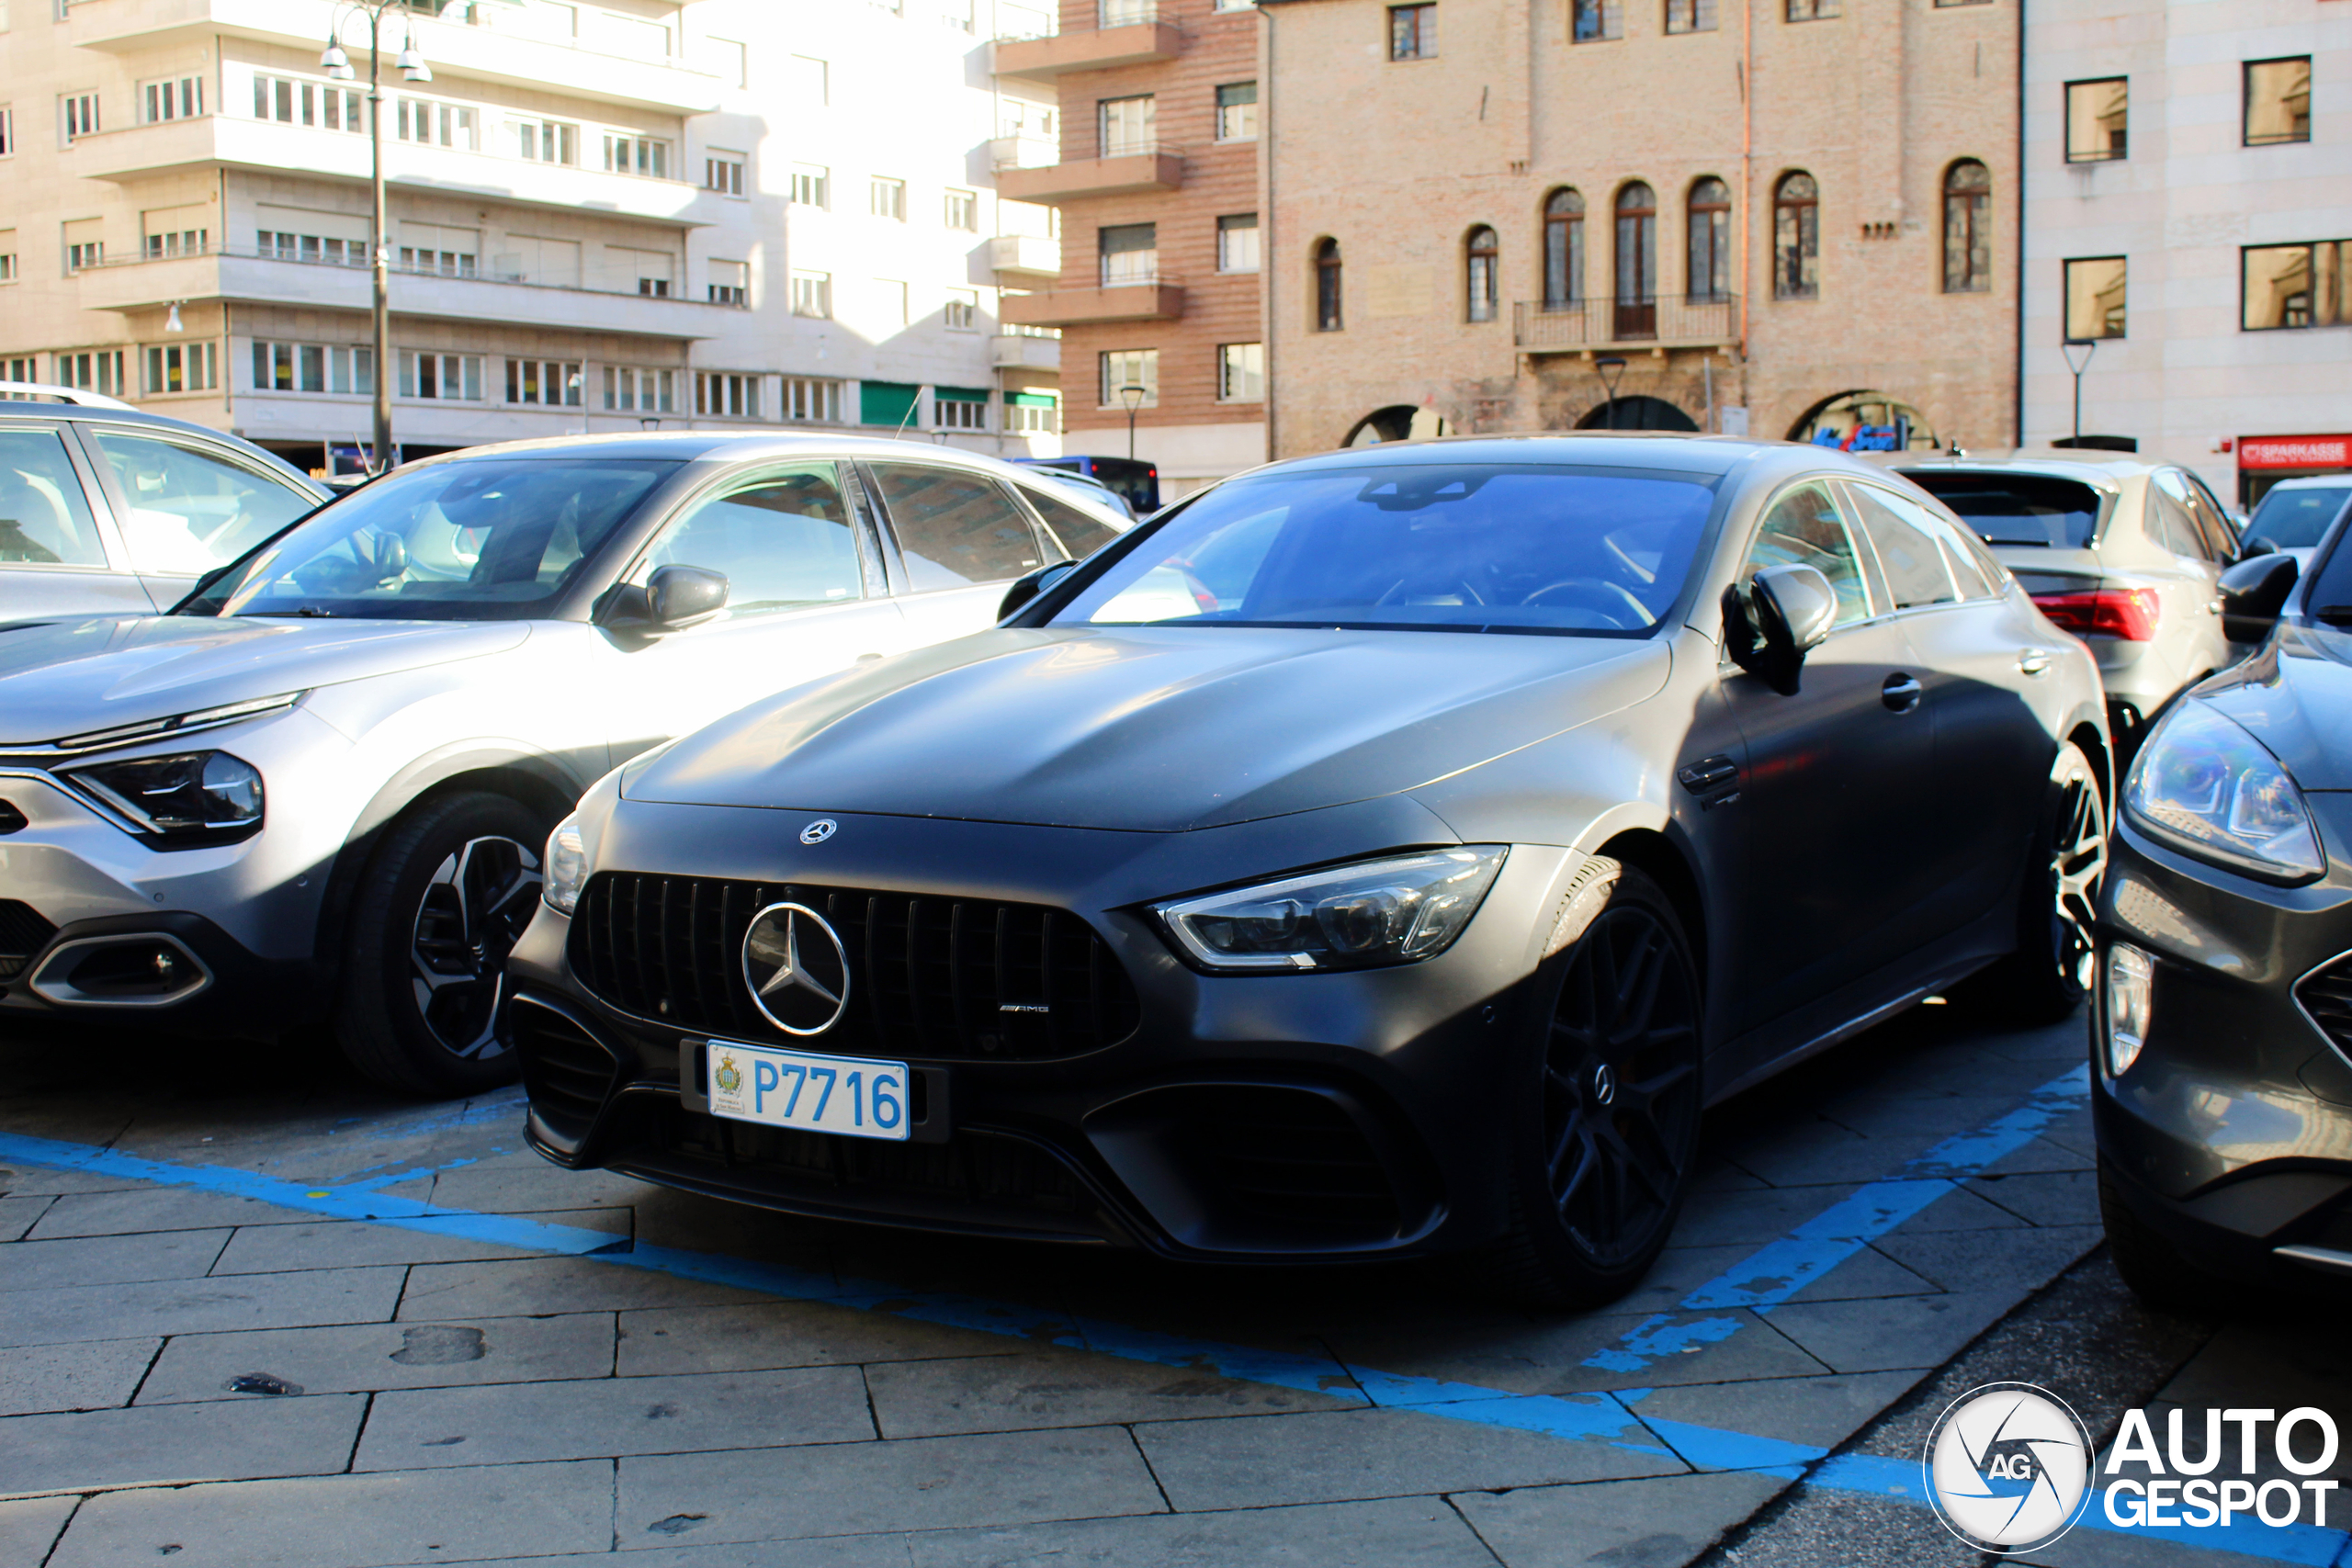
[1871,1224,2103,1295]
[910,1495,1503,1567]
[0,1337,159,1416]
[2014,1526,2302,1568]
[46,1458,616,1568]
[1136,1405,1687,1510]
[398,1255,773,1320]
[0,1191,53,1240]
[24,1186,332,1239]
[1623,1371,1927,1461]
[1888,1184,2033,1233]
[0,1163,149,1197]
[617,1298,1032,1377]
[0,1226,230,1292]
[426,1162,650,1213]
[1611,1241,1935,1314]
[868,1348,1356,1438]
[1758,1285,2035,1374]
[1329,1306,1831,1396]
[1666,1184,1863,1247]
[2154,1316,2352,1419]
[1453,1467,1793,1567]
[0,1494,78,1566]
[439,1537,913,1568]
[1810,1091,2026,1139]
[210,1208,628,1274]
[0,1266,406,1348]
[0,1392,367,1494]
[618,1427,1166,1544]
[1979,1133,2098,1177]
[1964,1169,2102,1227]
[355,1365,875,1468]
[136,1312,616,1403]
[1720,1119,1947,1188]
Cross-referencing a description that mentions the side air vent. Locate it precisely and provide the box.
[0,900,58,982]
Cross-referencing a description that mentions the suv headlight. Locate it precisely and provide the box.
[1153,846,1509,973]
[2125,703,2324,882]
[543,815,590,914]
[64,751,264,835]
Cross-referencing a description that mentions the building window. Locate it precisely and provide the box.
[1942,160,1992,294]
[695,372,762,418]
[56,350,127,397]
[1005,395,1058,434]
[65,239,103,273]
[2064,78,2127,163]
[790,164,829,207]
[791,271,831,318]
[1389,4,1436,59]
[1316,238,1343,330]
[1785,0,1837,19]
[255,75,363,132]
[0,254,15,284]
[781,378,843,423]
[1772,172,1818,299]
[1100,95,1155,156]
[935,391,989,430]
[143,342,218,394]
[789,55,829,107]
[1664,0,1715,34]
[254,342,371,394]
[602,366,674,412]
[1100,347,1158,407]
[145,225,209,259]
[516,118,579,164]
[876,279,909,325]
[2244,241,2348,332]
[1101,222,1158,286]
[1218,213,1261,274]
[1218,342,1264,402]
[944,188,978,230]
[1466,225,1499,322]
[708,259,749,307]
[2064,256,2127,340]
[2245,58,2312,146]
[4,358,39,382]
[61,92,99,142]
[869,176,906,220]
[505,358,582,405]
[1574,0,1623,42]
[704,152,744,194]
[1543,188,1585,307]
[603,132,670,176]
[398,224,480,277]
[944,288,979,331]
[0,107,15,157]
[141,75,204,124]
[1215,82,1258,142]
[1686,177,1729,301]
[400,352,483,400]
[399,97,478,150]
[1614,182,1657,301]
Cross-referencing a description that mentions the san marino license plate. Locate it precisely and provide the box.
[704,1039,912,1143]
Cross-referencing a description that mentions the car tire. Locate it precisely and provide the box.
[1965,739,2107,1024]
[2098,1158,2228,1318]
[1483,860,1704,1310]
[334,791,548,1097]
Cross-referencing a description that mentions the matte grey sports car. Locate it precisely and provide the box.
[509,434,2109,1303]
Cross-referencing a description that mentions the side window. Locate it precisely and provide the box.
[639,462,863,615]
[1742,481,1872,626]
[870,463,1046,590]
[2158,470,2234,561]
[0,429,107,568]
[1850,483,1992,602]
[1023,486,1122,558]
[88,431,316,574]
[2185,473,2239,556]
[2144,476,2210,561]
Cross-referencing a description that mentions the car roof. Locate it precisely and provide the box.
[0,396,328,495]
[1239,431,1828,482]
[2266,475,2352,491]
[1890,451,2154,487]
[395,429,1080,475]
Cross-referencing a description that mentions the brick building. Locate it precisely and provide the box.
[1259,0,2019,459]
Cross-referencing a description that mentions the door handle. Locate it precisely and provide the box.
[1677,754,1740,809]
[1882,673,1924,712]
[2018,649,2050,676]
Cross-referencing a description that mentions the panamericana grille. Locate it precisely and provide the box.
[652,1107,1092,1221]
[0,899,57,982]
[569,873,1141,1060]
[1176,1086,1402,1241]
[511,1002,620,1141]
[2297,953,2352,1056]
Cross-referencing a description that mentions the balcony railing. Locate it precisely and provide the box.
[1001,276,1184,328]
[996,146,1185,203]
[991,6,1182,75]
[78,243,739,305]
[1513,294,1740,351]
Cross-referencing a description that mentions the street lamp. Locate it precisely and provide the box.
[2061,338,2098,445]
[1118,382,1148,462]
[322,3,433,475]
[1593,355,1628,431]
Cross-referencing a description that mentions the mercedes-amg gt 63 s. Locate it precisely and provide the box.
[508,434,2109,1303]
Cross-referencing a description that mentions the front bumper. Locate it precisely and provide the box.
[506,797,1580,1263]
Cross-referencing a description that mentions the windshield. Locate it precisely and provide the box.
[1902,471,2102,548]
[181,458,676,620]
[1050,464,1717,636]
[2245,485,2352,552]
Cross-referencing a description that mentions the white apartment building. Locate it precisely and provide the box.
[0,0,1065,473]
[2024,0,2351,508]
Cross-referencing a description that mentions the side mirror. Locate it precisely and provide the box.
[370,530,408,584]
[2219,550,2298,642]
[1724,563,1838,696]
[646,563,729,629]
[999,559,1078,621]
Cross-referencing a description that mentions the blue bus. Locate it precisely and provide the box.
[1010,455,1159,515]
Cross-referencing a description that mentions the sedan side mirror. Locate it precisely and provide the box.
[1724,563,1838,696]
[999,559,1078,622]
[647,563,729,629]
[2219,550,2299,642]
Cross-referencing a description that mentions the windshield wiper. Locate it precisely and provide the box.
[243,606,337,618]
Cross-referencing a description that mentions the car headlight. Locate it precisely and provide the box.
[1153,846,1509,973]
[2124,703,2324,882]
[64,751,264,835]
[543,815,590,914]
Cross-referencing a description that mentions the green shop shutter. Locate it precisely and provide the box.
[1007,391,1057,408]
[934,386,991,403]
[860,380,920,426]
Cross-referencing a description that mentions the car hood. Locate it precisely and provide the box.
[0,615,532,745]
[2196,622,2352,792]
[626,626,1672,831]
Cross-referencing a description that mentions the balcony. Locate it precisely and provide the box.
[988,235,1063,282]
[989,133,1059,172]
[990,332,1063,372]
[998,147,1183,204]
[1512,296,1741,353]
[991,3,1182,78]
[1001,278,1183,327]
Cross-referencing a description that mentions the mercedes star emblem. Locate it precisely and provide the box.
[800,818,838,845]
[741,902,852,1036]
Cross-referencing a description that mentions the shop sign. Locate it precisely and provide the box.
[2240,434,2352,469]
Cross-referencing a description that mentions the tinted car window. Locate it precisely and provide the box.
[1023,486,1122,557]
[1852,483,1996,601]
[0,429,106,567]
[1849,483,1959,608]
[2145,482,2208,560]
[191,458,674,620]
[2154,471,2232,561]
[870,464,1046,590]
[90,430,318,575]
[1744,481,1872,626]
[1901,470,2100,548]
[2245,484,2352,551]
[1054,465,1715,635]
[639,465,862,614]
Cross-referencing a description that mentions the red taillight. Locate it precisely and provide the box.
[2031,587,2160,641]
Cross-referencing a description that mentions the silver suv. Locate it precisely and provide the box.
[1896,453,2243,755]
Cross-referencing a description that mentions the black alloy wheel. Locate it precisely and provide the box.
[410,834,542,1058]
[1967,740,2108,1022]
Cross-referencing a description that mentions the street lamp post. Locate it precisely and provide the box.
[1593,355,1628,430]
[1118,383,1148,462]
[323,4,432,475]
[2061,338,2098,444]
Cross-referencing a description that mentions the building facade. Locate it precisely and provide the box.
[1260,0,2019,459]
[0,0,1063,473]
[995,0,1267,496]
[2024,0,2350,507]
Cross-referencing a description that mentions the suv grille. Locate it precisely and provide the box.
[2298,953,2352,1055]
[0,900,57,982]
[569,873,1141,1061]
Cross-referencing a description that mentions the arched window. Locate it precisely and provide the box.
[1613,182,1657,338]
[1316,238,1343,331]
[1686,177,1730,302]
[1942,160,1992,294]
[1773,172,1818,299]
[1542,188,1585,310]
[1465,226,1499,322]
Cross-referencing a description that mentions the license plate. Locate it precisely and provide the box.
[702,1039,912,1143]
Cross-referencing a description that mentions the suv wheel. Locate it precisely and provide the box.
[335,791,547,1096]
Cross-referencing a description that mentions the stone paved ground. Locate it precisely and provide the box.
[0,1002,2339,1568]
